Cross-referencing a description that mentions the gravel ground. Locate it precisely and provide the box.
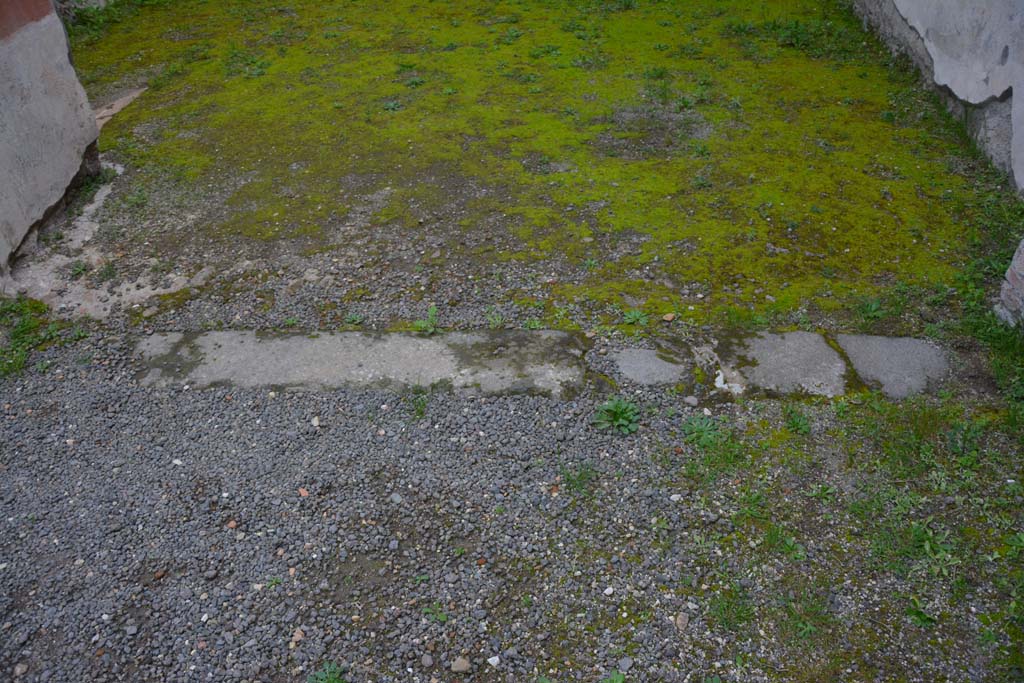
[2,336,1020,683]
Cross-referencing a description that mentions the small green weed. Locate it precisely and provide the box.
[422,602,448,623]
[905,596,937,628]
[529,44,561,59]
[561,462,599,498]
[807,484,838,503]
[709,583,754,631]
[572,50,609,70]
[593,396,640,434]
[682,415,722,449]
[497,27,523,44]
[833,398,848,419]
[308,662,347,683]
[782,535,806,560]
[412,305,441,335]
[783,405,811,435]
[410,392,428,419]
[69,260,90,280]
[486,306,504,329]
[622,309,648,326]
[224,45,270,77]
[735,489,767,523]
[857,297,886,322]
[784,593,830,641]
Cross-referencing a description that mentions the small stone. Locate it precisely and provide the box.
[675,612,690,632]
[451,656,471,673]
[603,586,614,596]
[669,494,682,503]
[421,654,433,668]
[125,624,138,636]
[311,416,320,428]
[291,628,304,645]
[172,458,184,466]
[683,395,699,407]
[662,313,676,322]
[14,663,28,677]
[618,656,633,672]
[388,539,399,551]
[389,492,403,504]
[487,656,500,667]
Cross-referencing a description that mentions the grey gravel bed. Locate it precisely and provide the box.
[0,342,727,683]
[0,339,990,683]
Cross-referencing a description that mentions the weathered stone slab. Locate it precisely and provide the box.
[136,330,586,397]
[719,332,847,397]
[1,0,98,274]
[837,334,948,399]
[608,348,688,385]
[997,239,1024,325]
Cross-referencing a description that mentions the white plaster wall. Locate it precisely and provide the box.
[853,0,1024,322]
[893,0,1022,189]
[0,10,98,274]
[856,0,1022,190]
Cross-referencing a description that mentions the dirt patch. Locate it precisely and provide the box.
[591,104,711,160]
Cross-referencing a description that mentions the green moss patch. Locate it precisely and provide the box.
[70,0,1010,329]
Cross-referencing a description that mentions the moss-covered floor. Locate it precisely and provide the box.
[67,0,1008,333]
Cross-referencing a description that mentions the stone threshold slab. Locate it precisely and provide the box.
[134,329,951,400]
[716,331,950,399]
[136,330,588,398]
